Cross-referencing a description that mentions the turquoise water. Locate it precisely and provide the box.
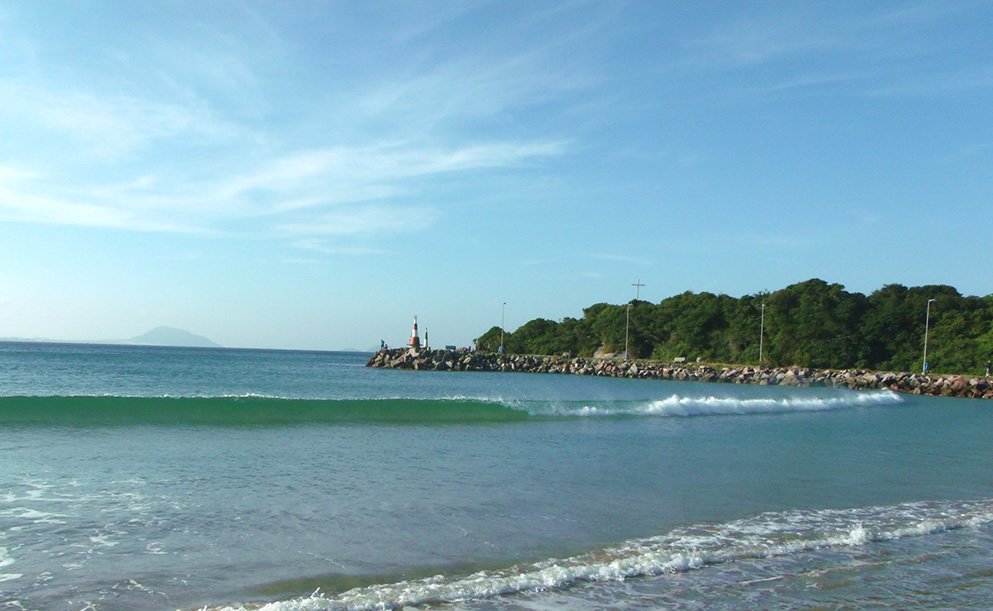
[1,341,992,610]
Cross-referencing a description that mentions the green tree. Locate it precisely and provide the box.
[861,284,918,370]
[587,303,629,355]
[506,319,563,355]
[478,279,993,373]
[763,279,867,368]
[476,326,504,352]
[724,293,767,364]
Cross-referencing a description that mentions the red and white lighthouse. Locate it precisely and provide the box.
[408,316,421,349]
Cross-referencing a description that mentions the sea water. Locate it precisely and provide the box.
[1,341,991,610]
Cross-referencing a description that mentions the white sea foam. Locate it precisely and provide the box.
[0,546,14,569]
[209,498,993,611]
[0,545,20,583]
[537,390,902,418]
[0,507,69,524]
[440,394,523,408]
[640,390,902,416]
[89,534,118,548]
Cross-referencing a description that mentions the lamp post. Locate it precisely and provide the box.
[499,302,506,354]
[624,303,631,360]
[922,298,936,373]
[624,280,645,360]
[759,303,766,365]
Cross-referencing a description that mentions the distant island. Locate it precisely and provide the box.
[1,326,221,348]
[128,326,221,348]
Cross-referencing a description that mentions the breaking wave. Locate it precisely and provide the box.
[208,498,993,611]
[540,389,903,417]
[0,390,902,427]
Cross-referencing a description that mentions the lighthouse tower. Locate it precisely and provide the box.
[408,316,421,350]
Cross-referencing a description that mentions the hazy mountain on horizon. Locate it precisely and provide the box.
[128,326,221,348]
[0,326,221,348]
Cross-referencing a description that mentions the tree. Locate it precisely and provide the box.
[588,303,628,355]
[763,279,866,368]
[476,326,504,352]
[506,319,563,355]
[477,280,993,373]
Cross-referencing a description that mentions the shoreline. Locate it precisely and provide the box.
[367,349,993,400]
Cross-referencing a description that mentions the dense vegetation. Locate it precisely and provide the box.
[475,279,993,375]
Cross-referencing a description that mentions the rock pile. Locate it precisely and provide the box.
[366,349,993,400]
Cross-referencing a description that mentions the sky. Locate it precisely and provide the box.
[0,1,991,350]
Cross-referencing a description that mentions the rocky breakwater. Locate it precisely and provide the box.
[366,349,993,400]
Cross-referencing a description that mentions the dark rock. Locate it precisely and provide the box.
[363,349,990,401]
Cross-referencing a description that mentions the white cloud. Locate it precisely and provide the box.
[217,141,565,199]
[273,187,404,213]
[0,180,201,233]
[588,253,650,265]
[0,83,239,158]
[199,140,565,225]
[0,137,564,240]
[521,257,555,266]
[0,5,575,251]
[680,3,981,98]
[351,38,598,136]
[866,65,993,97]
[757,71,869,94]
[289,239,389,256]
[0,166,37,182]
[685,11,848,69]
[279,204,436,237]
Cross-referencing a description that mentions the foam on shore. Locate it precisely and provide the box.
[209,498,993,611]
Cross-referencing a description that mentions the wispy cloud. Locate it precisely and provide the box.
[521,257,555,266]
[215,141,566,206]
[0,3,580,254]
[0,139,564,243]
[0,83,239,158]
[691,3,960,67]
[679,2,985,99]
[588,253,651,265]
[688,15,844,69]
[348,17,603,138]
[755,71,870,94]
[0,168,203,232]
[289,239,390,256]
[278,204,436,237]
[866,65,993,97]
[278,256,326,265]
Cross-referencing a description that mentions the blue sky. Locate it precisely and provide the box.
[0,1,990,350]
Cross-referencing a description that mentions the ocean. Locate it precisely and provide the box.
[1,341,992,610]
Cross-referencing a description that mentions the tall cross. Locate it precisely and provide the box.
[632,279,645,300]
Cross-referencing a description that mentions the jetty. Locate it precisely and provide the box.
[367,348,993,400]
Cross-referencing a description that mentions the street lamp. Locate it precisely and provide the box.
[922,298,936,373]
[624,280,645,360]
[624,303,631,360]
[759,303,766,365]
[499,302,506,354]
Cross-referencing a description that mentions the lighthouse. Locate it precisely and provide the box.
[408,316,421,350]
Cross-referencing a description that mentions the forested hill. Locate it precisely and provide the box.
[476,279,993,375]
